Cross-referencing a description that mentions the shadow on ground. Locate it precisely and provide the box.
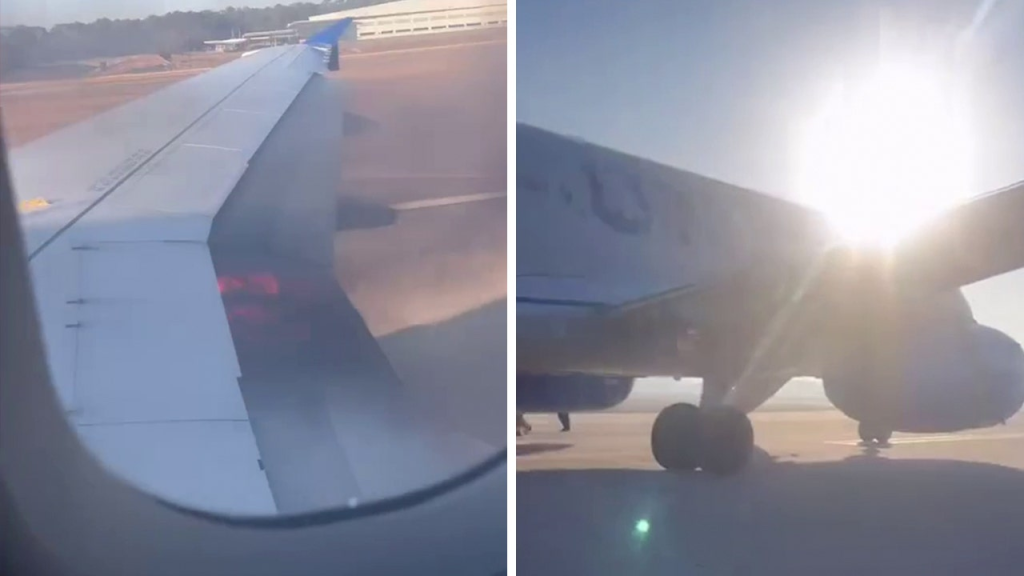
[517,456,1024,576]
[343,112,381,137]
[517,443,573,457]
[335,197,397,231]
[378,299,506,449]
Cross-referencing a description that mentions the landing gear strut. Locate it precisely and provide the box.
[857,421,892,445]
[651,402,754,475]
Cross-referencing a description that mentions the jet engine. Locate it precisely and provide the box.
[822,319,1024,434]
[517,373,634,412]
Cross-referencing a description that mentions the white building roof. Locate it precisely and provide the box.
[203,38,248,46]
[310,0,505,21]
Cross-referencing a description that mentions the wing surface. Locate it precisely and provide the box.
[891,180,1024,292]
[9,19,352,515]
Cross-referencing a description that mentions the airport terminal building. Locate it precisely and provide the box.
[204,0,506,51]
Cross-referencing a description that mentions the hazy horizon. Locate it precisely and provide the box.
[1,0,350,28]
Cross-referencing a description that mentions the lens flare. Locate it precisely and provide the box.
[798,61,973,248]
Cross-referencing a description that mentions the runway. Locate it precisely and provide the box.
[335,28,507,452]
[518,410,1024,575]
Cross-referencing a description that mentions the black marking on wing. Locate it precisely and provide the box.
[583,160,652,235]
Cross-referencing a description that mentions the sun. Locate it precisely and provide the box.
[797,61,974,248]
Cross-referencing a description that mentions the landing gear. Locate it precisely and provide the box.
[652,403,702,471]
[651,402,754,475]
[857,421,892,445]
[700,406,755,475]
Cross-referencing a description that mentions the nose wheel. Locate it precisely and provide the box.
[651,402,754,475]
[857,421,892,445]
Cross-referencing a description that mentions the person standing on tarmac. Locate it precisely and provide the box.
[516,412,570,434]
[517,412,532,436]
[557,412,571,432]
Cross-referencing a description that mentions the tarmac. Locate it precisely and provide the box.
[213,28,507,513]
[517,404,1024,575]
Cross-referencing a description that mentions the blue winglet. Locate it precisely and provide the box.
[305,18,354,49]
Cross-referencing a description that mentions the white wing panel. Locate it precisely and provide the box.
[77,421,275,515]
[12,45,295,255]
[72,242,243,425]
[182,52,317,160]
[16,37,341,515]
[26,236,83,412]
[183,110,282,159]
[84,144,248,242]
[78,50,319,241]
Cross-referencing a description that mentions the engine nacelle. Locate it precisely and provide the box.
[517,373,634,413]
[823,321,1024,433]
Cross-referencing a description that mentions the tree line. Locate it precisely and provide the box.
[0,0,390,78]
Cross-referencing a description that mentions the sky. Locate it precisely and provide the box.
[0,0,321,27]
[517,0,1024,196]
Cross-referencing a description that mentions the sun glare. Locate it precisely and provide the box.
[798,61,974,248]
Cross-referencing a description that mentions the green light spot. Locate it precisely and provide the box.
[635,519,650,534]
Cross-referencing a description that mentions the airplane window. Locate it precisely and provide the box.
[517,1,1024,575]
[1,0,507,519]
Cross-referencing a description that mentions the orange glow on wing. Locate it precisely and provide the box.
[249,274,281,296]
[218,276,246,294]
[217,274,282,296]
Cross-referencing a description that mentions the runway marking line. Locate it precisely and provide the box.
[390,191,505,211]
[345,173,489,180]
[183,143,242,152]
[825,432,1024,447]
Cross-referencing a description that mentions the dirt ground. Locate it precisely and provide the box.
[1,70,204,147]
[0,51,239,147]
[0,29,503,149]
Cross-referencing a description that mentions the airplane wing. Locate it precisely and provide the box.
[891,180,1024,293]
[516,122,830,319]
[7,19,353,516]
[622,180,1024,411]
[605,178,1024,324]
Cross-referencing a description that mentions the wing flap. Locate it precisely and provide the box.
[26,236,82,412]
[34,240,274,515]
[71,243,243,425]
[76,421,274,515]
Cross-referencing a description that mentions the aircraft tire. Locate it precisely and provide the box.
[698,406,754,476]
[858,421,892,444]
[651,402,702,471]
